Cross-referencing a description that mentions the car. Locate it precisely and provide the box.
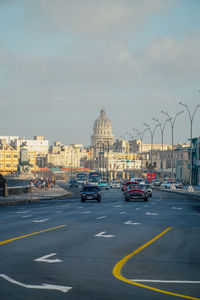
[151,180,161,187]
[69,179,78,188]
[124,183,149,202]
[144,183,152,197]
[121,181,136,192]
[80,185,101,202]
[130,177,145,185]
[98,180,109,190]
[110,181,121,188]
[175,180,183,188]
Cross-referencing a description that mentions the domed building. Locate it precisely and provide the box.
[91,108,115,147]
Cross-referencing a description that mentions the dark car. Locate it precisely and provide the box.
[81,185,101,202]
[124,183,149,202]
[69,179,78,188]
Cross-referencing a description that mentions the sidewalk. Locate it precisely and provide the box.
[0,185,72,206]
[158,185,200,199]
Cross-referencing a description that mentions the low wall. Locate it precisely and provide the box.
[0,186,34,196]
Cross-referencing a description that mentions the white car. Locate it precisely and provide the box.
[130,178,145,185]
[110,181,121,188]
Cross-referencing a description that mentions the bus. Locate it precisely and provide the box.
[76,172,88,185]
[88,171,102,185]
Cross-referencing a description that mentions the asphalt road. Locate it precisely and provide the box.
[0,184,200,300]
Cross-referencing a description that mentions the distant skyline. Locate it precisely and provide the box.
[0,0,200,146]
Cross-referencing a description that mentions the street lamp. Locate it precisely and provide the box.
[179,102,200,188]
[132,127,148,177]
[152,117,171,180]
[161,110,183,182]
[143,123,159,182]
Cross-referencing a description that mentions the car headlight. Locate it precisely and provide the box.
[82,194,86,196]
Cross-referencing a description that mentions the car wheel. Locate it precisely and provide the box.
[81,198,85,202]
[125,197,129,202]
[144,197,148,202]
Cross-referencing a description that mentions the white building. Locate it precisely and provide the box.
[11,136,49,156]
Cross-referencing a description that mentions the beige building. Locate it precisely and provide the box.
[47,143,88,168]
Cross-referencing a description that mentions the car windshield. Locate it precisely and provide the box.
[100,181,107,184]
[128,184,144,190]
[83,186,99,192]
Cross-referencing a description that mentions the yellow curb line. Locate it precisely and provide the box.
[0,225,67,246]
[113,227,200,300]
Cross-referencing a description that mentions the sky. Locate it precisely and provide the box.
[0,0,200,146]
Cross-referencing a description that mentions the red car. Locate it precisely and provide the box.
[121,181,136,192]
[124,183,149,202]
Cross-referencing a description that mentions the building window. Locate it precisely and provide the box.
[6,154,11,158]
[6,164,11,167]
[14,154,18,158]
[0,154,3,158]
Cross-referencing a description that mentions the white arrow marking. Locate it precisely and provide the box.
[17,211,30,214]
[0,274,72,293]
[80,211,92,214]
[96,216,106,219]
[124,221,141,225]
[146,212,158,216]
[55,211,63,213]
[129,278,200,284]
[172,207,183,210]
[120,212,126,214]
[136,208,140,210]
[113,205,122,208]
[34,253,63,264]
[95,232,115,238]
[33,219,49,223]
[22,215,33,218]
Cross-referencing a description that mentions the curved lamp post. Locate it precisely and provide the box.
[132,127,148,177]
[152,117,171,180]
[143,123,159,182]
[179,102,200,188]
[161,110,183,182]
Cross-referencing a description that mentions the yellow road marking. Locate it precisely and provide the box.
[0,225,67,246]
[113,227,200,300]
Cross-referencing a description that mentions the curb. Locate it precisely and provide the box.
[157,187,200,199]
[0,193,72,206]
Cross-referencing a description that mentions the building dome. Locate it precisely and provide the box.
[91,108,115,147]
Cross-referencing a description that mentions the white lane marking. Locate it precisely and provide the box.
[80,211,92,214]
[136,208,140,210]
[144,205,148,207]
[124,221,141,225]
[61,204,70,207]
[96,216,106,219]
[172,207,183,210]
[113,205,122,208]
[17,211,30,214]
[33,219,49,223]
[95,232,115,238]
[120,212,126,214]
[78,206,84,209]
[146,212,159,216]
[34,253,63,263]
[0,274,72,293]
[22,215,33,218]
[55,211,63,213]
[129,279,200,284]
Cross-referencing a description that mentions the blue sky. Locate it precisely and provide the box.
[0,0,200,146]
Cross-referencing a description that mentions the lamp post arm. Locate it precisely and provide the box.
[192,105,200,121]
